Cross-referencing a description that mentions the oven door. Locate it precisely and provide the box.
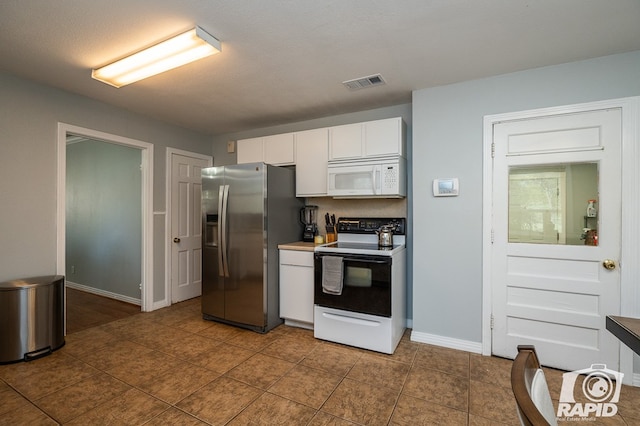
[314,252,392,317]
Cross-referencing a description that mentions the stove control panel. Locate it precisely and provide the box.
[336,217,405,235]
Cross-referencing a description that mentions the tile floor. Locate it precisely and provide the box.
[1,296,640,425]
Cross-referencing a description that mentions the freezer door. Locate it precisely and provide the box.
[224,164,266,327]
[201,167,225,318]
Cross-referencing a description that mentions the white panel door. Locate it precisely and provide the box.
[491,108,622,371]
[171,153,210,303]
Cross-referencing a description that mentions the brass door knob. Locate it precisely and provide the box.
[602,259,616,270]
[173,237,181,243]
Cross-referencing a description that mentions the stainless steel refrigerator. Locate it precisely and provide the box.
[201,163,303,333]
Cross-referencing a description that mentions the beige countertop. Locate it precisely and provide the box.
[277,241,318,252]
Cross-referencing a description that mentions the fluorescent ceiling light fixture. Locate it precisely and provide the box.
[92,26,221,88]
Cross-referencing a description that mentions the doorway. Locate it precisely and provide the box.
[56,123,154,312]
[482,97,640,382]
[66,136,142,303]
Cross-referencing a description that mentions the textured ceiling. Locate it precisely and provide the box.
[1,0,640,136]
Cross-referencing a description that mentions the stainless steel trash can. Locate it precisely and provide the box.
[0,275,65,364]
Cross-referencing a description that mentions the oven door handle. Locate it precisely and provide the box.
[321,312,382,327]
[342,257,391,264]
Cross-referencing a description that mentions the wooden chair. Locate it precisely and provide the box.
[511,345,558,426]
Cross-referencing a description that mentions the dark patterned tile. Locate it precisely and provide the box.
[414,344,470,378]
[269,364,342,409]
[300,342,363,377]
[227,392,316,425]
[0,352,99,400]
[225,353,295,390]
[65,388,168,425]
[261,333,320,363]
[137,362,220,404]
[468,379,520,425]
[226,329,284,352]
[144,407,209,425]
[347,354,410,391]
[403,364,469,411]
[33,373,131,423]
[189,342,255,374]
[176,376,261,424]
[321,377,400,426]
[469,353,512,388]
[196,321,245,342]
[0,400,58,425]
[105,349,182,387]
[308,411,360,425]
[390,393,468,425]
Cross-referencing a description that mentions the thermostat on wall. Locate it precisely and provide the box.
[433,178,459,197]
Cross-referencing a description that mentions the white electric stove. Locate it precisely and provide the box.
[313,217,406,354]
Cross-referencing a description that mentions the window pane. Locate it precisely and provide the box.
[508,163,598,245]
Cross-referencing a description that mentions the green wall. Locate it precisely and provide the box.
[66,139,142,300]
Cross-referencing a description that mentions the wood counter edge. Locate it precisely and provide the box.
[277,241,318,252]
[606,315,640,356]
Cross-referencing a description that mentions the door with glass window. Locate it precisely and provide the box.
[491,108,621,371]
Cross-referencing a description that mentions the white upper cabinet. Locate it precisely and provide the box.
[328,123,363,160]
[264,133,295,165]
[364,117,404,158]
[237,133,295,166]
[295,128,328,197]
[328,117,405,161]
[236,137,263,164]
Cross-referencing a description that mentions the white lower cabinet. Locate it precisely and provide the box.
[279,249,314,329]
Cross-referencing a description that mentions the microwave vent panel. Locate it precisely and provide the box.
[342,74,386,90]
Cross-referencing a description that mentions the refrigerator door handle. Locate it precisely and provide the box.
[221,184,230,277]
[217,185,225,276]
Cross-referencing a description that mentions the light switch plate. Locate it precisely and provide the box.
[227,140,235,153]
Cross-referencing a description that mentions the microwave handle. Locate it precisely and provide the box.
[372,168,381,195]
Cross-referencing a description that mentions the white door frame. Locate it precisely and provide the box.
[56,123,154,312]
[164,148,212,307]
[482,97,640,384]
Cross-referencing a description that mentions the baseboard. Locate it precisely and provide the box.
[66,281,141,306]
[410,330,483,354]
[283,319,314,330]
[152,299,171,311]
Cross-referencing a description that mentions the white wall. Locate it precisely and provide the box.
[0,72,211,304]
[411,50,640,345]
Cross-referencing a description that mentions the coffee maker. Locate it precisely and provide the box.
[300,205,318,242]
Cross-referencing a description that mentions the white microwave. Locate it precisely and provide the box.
[327,158,406,198]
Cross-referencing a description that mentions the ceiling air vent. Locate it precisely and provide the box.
[342,74,386,90]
